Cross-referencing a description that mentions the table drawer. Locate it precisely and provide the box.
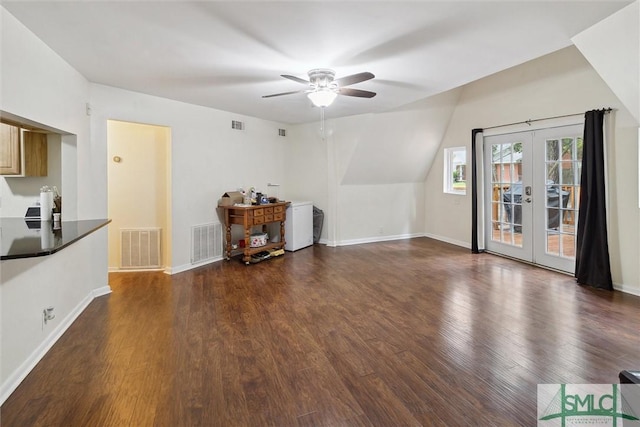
[253,208,264,217]
[253,216,265,225]
[274,205,284,213]
[264,214,274,222]
[274,212,284,221]
[264,207,274,214]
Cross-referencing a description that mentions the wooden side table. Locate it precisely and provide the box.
[220,201,289,264]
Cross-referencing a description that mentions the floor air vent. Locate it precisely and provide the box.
[120,228,161,269]
[191,223,222,264]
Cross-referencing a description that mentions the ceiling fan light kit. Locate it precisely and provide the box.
[263,68,376,108]
[307,89,338,107]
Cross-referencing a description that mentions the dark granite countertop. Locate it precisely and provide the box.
[0,218,110,260]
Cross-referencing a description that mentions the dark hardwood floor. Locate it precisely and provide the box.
[2,238,639,426]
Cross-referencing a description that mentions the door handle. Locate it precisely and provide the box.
[524,197,532,203]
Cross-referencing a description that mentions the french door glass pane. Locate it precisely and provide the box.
[562,233,575,257]
[491,142,523,248]
[546,139,559,160]
[544,135,582,259]
[546,231,560,256]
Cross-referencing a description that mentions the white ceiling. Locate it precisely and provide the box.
[2,1,632,124]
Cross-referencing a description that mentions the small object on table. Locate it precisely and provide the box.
[250,232,268,248]
[250,251,271,263]
[269,248,285,257]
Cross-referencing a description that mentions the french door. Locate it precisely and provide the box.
[484,124,582,273]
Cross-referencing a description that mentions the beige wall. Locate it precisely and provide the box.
[572,1,639,123]
[107,120,171,270]
[424,46,639,294]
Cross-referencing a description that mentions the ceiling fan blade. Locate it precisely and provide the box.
[334,72,374,87]
[339,88,376,98]
[281,74,310,85]
[262,90,303,98]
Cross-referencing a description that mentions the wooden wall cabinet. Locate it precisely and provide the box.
[0,122,48,176]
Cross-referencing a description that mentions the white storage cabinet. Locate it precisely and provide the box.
[284,201,313,251]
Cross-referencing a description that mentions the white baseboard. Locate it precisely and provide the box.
[613,282,640,297]
[337,233,423,247]
[0,288,100,405]
[109,267,164,273]
[166,256,223,275]
[92,285,112,298]
[422,232,471,249]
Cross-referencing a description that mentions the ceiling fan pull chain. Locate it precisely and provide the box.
[320,107,326,140]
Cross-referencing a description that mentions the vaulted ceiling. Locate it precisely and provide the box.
[2,1,632,124]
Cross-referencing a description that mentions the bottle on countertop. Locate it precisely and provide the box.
[52,186,62,216]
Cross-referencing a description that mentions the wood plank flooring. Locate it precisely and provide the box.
[2,238,639,426]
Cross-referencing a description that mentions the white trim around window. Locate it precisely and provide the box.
[443,146,467,195]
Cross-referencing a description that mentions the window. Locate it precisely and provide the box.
[444,147,467,194]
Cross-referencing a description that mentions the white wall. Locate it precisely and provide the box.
[336,183,425,245]
[0,231,110,403]
[327,113,428,246]
[286,90,459,246]
[0,6,109,403]
[0,7,87,219]
[89,84,288,273]
[340,90,462,185]
[286,117,427,246]
[283,121,330,241]
[424,46,640,295]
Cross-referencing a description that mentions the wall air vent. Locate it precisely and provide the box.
[231,120,244,130]
[278,129,286,137]
[120,228,161,269]
[191,223,223,264]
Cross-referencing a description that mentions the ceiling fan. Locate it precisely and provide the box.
[262,69,376,107]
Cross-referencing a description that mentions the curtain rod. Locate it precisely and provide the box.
[483,108,612,131]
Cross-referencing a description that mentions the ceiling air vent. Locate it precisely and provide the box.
[231,120,244,130]
[278,129,286,137]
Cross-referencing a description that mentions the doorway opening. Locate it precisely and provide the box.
[107,120,171,271]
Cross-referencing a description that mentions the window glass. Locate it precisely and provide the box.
[444,147,466,194]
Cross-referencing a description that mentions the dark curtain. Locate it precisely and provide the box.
[471,128,483,253]
[574,109,613,290]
